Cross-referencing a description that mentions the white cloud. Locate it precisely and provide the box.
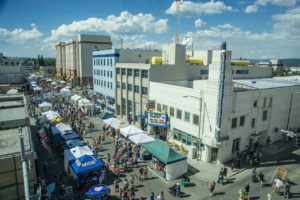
[165,0,236,17]
[44,11,168,43]
[0,25,42,43]
[194,18,206,28]
[244,5,258,13]
[245,0,297,13]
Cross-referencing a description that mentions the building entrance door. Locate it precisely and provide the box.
[210,148,218,163]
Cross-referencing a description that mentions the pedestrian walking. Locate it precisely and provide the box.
[218,169,225,185]
[130,185,135,200]
[114,177,119,192]
[259,171,264,187]
[223,165,227,178]
[283,181,290,199]
[144,165,148,180]
[107,153,111,164]
[238,189,244,200]
[209,180,216,197]
[176,183,181,196]
[244,183,250,197]
[267,194,272,200]
[150,192,154,200]
[130,175,135,185]
[139,166,144,181]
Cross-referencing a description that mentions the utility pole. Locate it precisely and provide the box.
[19,127,30,200]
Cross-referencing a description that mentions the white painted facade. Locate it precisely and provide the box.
[93,49,161,113]
[149,50,300,163]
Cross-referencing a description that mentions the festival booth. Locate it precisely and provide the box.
[129,133,154,145]
[99,112,115,119]
[38,102,52,111]
[51,122,72,135]
[6,89,18,94]
[43,110,61,122]
[141,140,188,181]
[33,86,42,93]
[64,146,105,188]
[103,117,121,129]
[78,98,94,112]
[61,88,72,97]
[120,125,144,137]
[63,139,83,149]
[71,94,82,103]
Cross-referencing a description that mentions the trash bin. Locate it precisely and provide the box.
[181,177,186,187]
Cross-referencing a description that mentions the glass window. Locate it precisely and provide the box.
[185,112,190,122]
[107,58,109,66]
[110,71,112,78]
[170,107,174,117]
[269,97,272,107]
[101,80,103,86]
[134,69,140,77]
[110,58,113,67]
[176,109,182,119]
[116,68,120,74]
[200,70,208,75]
[104,70,106,77]
[141,70,148,78]
[141,87,148,95]
[122,68,126,75]
[111,82,113,89]
[101,59,102,65]
[117,81,120,88]
[263,98,267,107]
[162,105,168,113]
[193,114,199,125]
[94,69,96,75]
[262,110,267,121]
[253,100,257,108]
[134,85,139,93]
[251,118,255,128]
[157,103,161,112]
[173,129,178,140]
[122,82,126,90]
[107,70,109,77]
[128,100,132,112]
[103,59,105,66]
[128,69,133,76]
[101,70,103,76]
[128,84,132,91]
[240,116,245,126]
[121,98,126,115]
[236,70,249,74]
[104,81,106,87]
[231,118,237,128]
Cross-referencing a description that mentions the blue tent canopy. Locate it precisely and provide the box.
[52,131,79,146]
[36,97,44,101]
[70,155,104,175]
[64,139,83,149]
[61,130,80,141]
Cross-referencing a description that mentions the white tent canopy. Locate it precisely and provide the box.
[128,133,154,145]
[70,94,82,102]
[6,89,18,94]
[61,88,71,96]
[52,122,72,135]
[42,110,61,122]
[120,125,144,137]
[38,101,52,108]
[33,86,42,91]
[103,117,121,129]
[78,98,93,107]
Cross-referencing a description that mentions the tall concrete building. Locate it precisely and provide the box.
[0,53,21,66]
[55,34,112,85]
[93,49,161,114]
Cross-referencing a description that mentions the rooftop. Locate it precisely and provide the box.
[0,127,31,156]
[0,106,27,122]
[233,76,300,89]
[0,100,23,109]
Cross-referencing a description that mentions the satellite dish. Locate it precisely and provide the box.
[182,35,192,49]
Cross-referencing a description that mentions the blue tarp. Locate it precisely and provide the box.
[70,155,104,175]
[63,139,83,149]
[61,130,80,141]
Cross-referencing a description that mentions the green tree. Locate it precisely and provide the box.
[61,74,67,81]
[52,69,57,77]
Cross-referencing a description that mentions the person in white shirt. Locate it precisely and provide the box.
[274,178,282,195]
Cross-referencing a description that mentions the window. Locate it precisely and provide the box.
[107,58,109,66]
[110,58,113,66]
[103,59,105,66]
[200,70,208,75]
[104,70,106,77]
[231,118,237,128]
[269,97,273,107]
[184,112,190,122]
[104,81,106,87]
[110,71,112,78]
[117,81,120,88]
[107,70,109,77]
[141,87,148,95]
[101,80,103,86]
[193,114,199,125]
[111,82,113,89]
[101,70,103,76]
[141,70,148,78]
[116,68,120,74]
[253,100,258,108]
[121,98,126,115]
[134,69,140,77]
[101,59,102,65]
[170,107,175,117]
[128,69,132,76]
[262,110,267,121]
[134,85,139,93]
[263,97,267,107]
[232,138,241,153]
[176,109,182,119]
[107,82,109,88]
[122,82,126,90]
[128,100,132,112]
[162,105,168,113]
[121,68,126,75]
[94,69,96,75]
[239,116,245,126]
[236,70,249,74]
[251,118,255,128]
[128,84,132,91]
[173,128,193,145]
[157,103,162,112]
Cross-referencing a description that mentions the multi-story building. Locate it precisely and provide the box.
[0,53,21,66]
[55,34,112,85]
[92,49,161,114]
[149,47,300,163]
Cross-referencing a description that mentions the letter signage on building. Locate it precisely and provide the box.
[147,112,168,127]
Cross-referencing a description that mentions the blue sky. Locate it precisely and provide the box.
[0,0,299,59]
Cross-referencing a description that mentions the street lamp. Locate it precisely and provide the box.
[183,95,202,161]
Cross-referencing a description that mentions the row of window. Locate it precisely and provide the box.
[156,103,200,125]
[116,82,148,95]
[199,69,249,75]
[116,68,148,78]
[94,79,113,89]
[2,61,19,65]
[231,110,268,129]
[94,69,113,78]
[93,58,113,67]
[173,128,203,150]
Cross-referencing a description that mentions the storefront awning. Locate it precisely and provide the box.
[138,114,145,119]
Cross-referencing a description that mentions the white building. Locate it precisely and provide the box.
[0,53,21,66]
[55,34,112,85]
[93,49,161,114]
[149,49,300,163]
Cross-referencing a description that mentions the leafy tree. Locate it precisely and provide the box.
[61,74,67,81]
[52,69,57,77]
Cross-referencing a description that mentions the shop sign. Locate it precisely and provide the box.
[147,112,168,127]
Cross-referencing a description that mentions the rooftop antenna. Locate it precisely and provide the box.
[175,0,182,44]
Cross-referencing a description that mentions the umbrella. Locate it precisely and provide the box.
[36,97,44,101]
